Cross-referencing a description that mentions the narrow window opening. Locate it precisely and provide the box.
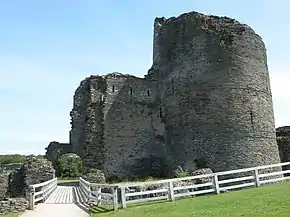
[112,85,115,93]
[147,90,150,96]
[130,87,133,95]
[159,107,163,118]
[250,108,254,125]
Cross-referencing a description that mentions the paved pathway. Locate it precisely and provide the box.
[20,186,90,217]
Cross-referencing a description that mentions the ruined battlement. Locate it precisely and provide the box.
[53,11,281,180]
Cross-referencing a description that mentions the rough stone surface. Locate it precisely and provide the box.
[0,171,9,199]
[191,168,214,184]
[22,156,55,186]
[0,198,28,214]
[82,168,106,183]
[44,141,72,167]
[276,126,290,172]
[0,163,23,172]
[0,156,54,214]
[67,11,281,180]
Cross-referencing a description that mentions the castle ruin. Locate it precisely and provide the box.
[46,11,281,180]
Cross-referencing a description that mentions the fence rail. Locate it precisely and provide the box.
[79,177,119,210]
[81,161,290,211]
[28,178,58,210]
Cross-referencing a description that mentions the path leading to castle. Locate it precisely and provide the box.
[20,204,89,217]
[20,186,89,217]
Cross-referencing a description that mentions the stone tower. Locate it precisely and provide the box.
[68,11,281,180]
[147,12,280,173]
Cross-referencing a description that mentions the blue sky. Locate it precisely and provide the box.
[0,0,289,155]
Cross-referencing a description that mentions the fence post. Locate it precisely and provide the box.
[168,181,175,201]
[28,186,35,210]
[97,187,102,206]
[213,174,220,194]
[120,187,127,208]
[87,184,92,204]
[254,169,260,187]
[112,187,118,211]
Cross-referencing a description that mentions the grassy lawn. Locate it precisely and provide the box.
[57,179,79,184]
[0,212,22,217]
[91,181,290,217]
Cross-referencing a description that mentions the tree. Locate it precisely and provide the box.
[55,153,82,178]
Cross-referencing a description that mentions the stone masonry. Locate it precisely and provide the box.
[45,141,72,167]
[0,156,54,213]
[52,11,281,180]
[276,126,290,172]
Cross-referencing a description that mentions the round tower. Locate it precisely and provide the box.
[151,12,281,173]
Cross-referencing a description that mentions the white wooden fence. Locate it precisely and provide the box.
[28,178,58,210]
[80,161,290,211]
[79,177,119,210]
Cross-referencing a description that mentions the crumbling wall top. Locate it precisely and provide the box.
[154,11,257,37]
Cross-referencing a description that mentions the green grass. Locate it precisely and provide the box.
[91,181,290,217]
[57,179,79,184]
[0,212,22,217]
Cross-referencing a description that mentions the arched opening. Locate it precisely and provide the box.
[55,153,83,185]
[147,90,150,96]
[130,87,133,95]
[112,85,115,93]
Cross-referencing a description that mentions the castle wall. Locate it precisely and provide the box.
[71,74,166,179]
[102,74,166,180]
[70,79,91,157]
[276,126,290,172]
[45,141,72,167]
[69,11,282,180]
[150,12,281,173]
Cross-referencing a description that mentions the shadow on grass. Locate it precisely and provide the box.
[90,205,113,214]
[89,199,170,214]
[127,199,170,208]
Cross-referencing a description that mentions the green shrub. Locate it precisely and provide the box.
[174,166,190,178]
[55,153,83,178]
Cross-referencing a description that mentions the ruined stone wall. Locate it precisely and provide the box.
[70,79,91,157]
[44,141,72,167]
[147,12,280,174]
[71,73,167,180]
[69,11,281,180]
[0,156,53,213]
[276,126,290,172]
[102,74,166,180]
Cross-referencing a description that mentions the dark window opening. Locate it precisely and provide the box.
[250,108,254,125]
[159,107,163,118]
[147,90,150,96]
[112,85,115,93]
[130,87,133,95]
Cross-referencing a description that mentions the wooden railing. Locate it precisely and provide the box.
[80,161,290,211]
[79,177,119,210]
[28,178,58,210]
